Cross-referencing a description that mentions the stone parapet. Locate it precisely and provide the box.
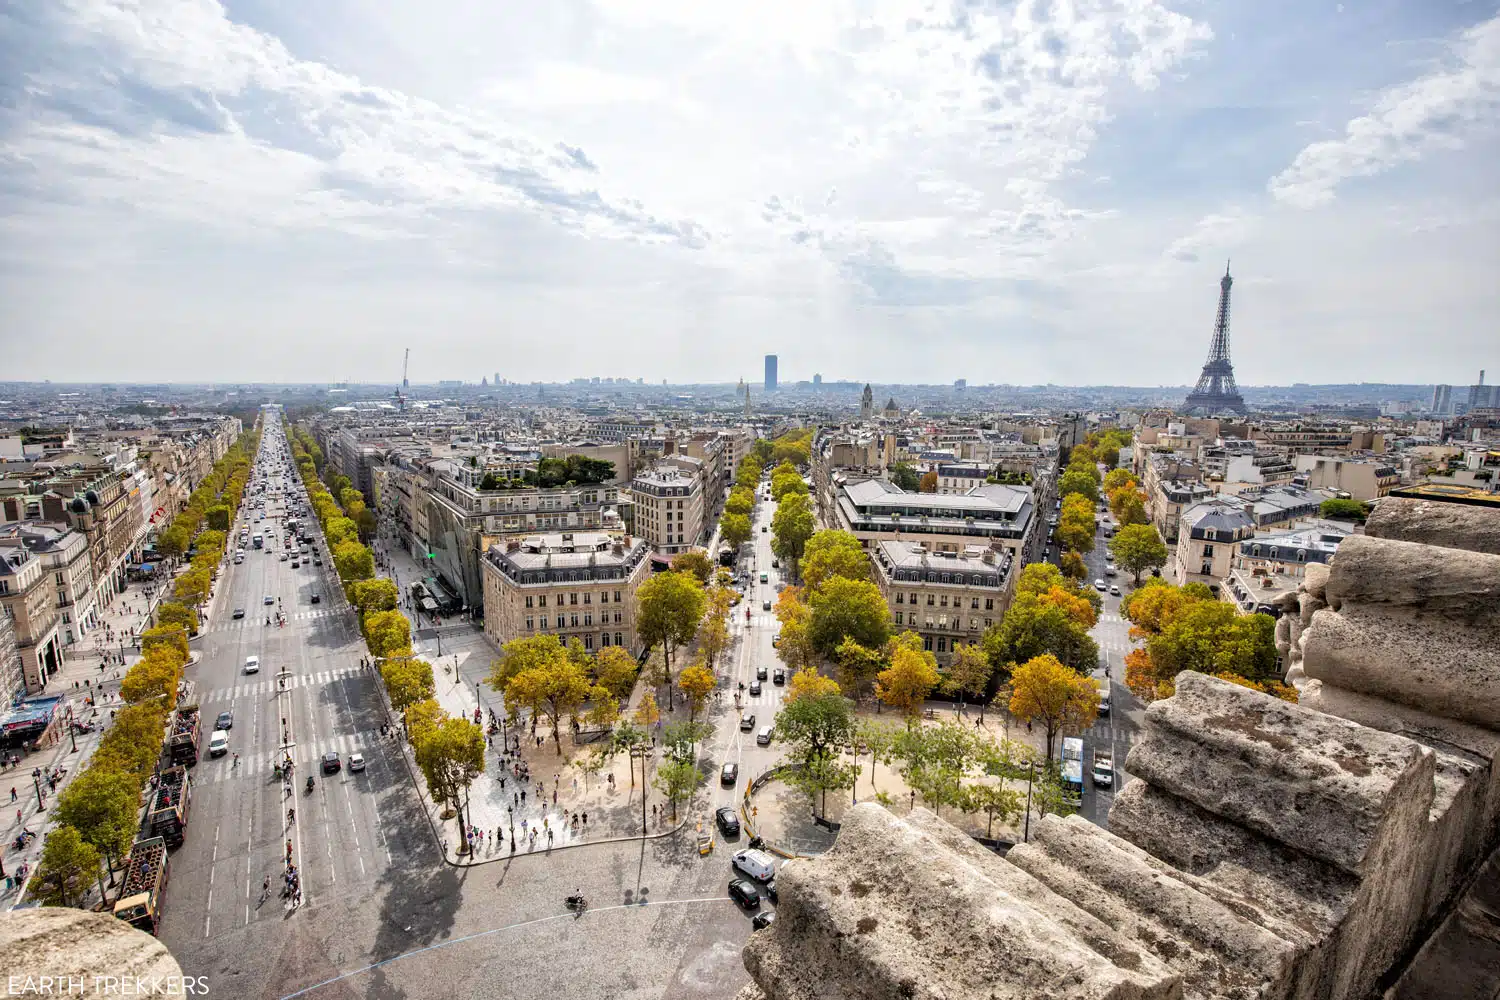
[742,499,1500,1000]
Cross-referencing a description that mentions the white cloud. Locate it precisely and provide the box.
[1269,14,1500,208]
[1164,208,1258,262]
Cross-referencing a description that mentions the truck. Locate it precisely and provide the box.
[252,533,264,549]
[169,705,201,767]
[1096,678,1112,716]
[112,836,170,936]
[1060,737,1085,804]
[147,765,192,847]
[1091,749,1115,789]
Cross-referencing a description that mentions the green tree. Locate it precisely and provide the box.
[139,626,189,664]
[943,642,994,718]
[772,465,809,502]
[1058,550,1089,582]
[799,529,870,596]
[875,638,940,720]
[852,718,900,793]
[719,511,752,551]
[698,586,732,672]
[890,463,920,491]
[808,576,891,656]
[1111,523,1169,584]
[981,590,1099,677]
[30,826,100,908]
[893,721,981,817]
[55,768,137,879]
[413,716,486,852]
[591,645,639,700]
[349,577,400,614]
[1058,468,1100,503]
[678,661,716,726]
[503,650,593,753]
[154,602,198,635]
[670,549,714,585]
[382,658,435,714]
[773,690,856,818]
[834,637,885,705]
[205,505,231,532]
[751,439,776,466]
[636,571,706,710]
[1102,468,1138,494]
[961,782,1025,839]
[1007,654,1100,760]
[724,488,755,518]
[652,758,701,822]
[1111,489,1149,526]
[771,492,816,574]
[1320,498,1371,522]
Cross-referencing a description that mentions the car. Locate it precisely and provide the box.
[761,526,768,533]
[760,573,768,583]
[264,595,274,605]
[720,762,739,786]
[762,600,771,611]
[740,713,756,731]
[756,665,768,680]
[244,656,260,674]
[732,848,777,881]
[752,911,776,930]
[321,752,342,774]
[232,607,245,619]
[716,806,741,836]
[310,593,321,604]
[208,730,230,757]
[1110,584,1121,596]
[728,878,761,909]
[771,633,781,647]
[348,752,366,773]
[280,552,289,562]
[1094,579,1106,591]
[215,710,233,730]
[771,559,779,568]
[773,668,785,685]
[291,560,299,568]
[749,680,762,696]
[766,878,778,902]
[314,557,323,566]
[234,556,243,565]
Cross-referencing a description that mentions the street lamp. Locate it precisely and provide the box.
[1023,760,1036,843]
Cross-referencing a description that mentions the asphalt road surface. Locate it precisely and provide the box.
[159,417,760,1000]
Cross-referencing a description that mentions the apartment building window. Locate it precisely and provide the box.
[525,596,534,609]
[525,616,534,630]
[614,632,624,647]
[924,617,934,629]
[55,572,64,585]
[570,614,579,627]
[970,618,979,630]
[1203,545,1214,557]
[538,595,547,608]
[613,611,622,624]
[937,637,947,653]
[923,635,933,651]
[583,635,594,651]
[926,594,935,606]
[556,615,565,628]
[584,614,592,626]
[570,593,578,605]
[970,598,979,610]
[601,633,610,647]
[984,618,993,629]
[985,598,994,611]
[583,593,591,604]
[909,592,917,605]
[940,595,949,608]
[894,612,903,625]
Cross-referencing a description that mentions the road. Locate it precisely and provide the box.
[160,414,761,1000]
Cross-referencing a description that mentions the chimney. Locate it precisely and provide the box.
[982,549,995,565]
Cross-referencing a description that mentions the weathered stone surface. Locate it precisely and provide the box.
[1302,562,1331,602]
[1365,497,1500,555]
[1323,534,1500,624]
[741,803,1181,1000]
[1387,843,1500,1000]
[1301,607,1500,729]
[0,910,185,994]
[1125,673,1432,874]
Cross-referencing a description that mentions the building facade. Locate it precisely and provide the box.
[0,545,62,696]
[480,531,651,655]
[833,479,1041,567]
[871,540,1017,664]
[631,465,705,555]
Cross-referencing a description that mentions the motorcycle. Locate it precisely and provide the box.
[306,776,315,794]
[565,894,588,917]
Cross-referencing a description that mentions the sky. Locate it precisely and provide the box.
[1,0,1497,388]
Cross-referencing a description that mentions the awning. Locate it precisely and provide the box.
[139,563,155,572]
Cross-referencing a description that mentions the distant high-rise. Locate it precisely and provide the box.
[1183,262,1247,416]
[813,373,822,386]
[1468,371,1497,410]
[954,378,967,390]
[1432,384,1454,415]
[764,355,778,392]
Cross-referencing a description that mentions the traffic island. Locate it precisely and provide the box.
[740,765,838,860]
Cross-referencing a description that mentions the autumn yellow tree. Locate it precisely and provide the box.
[678,661,716,725]
[875,635,940,721]
[786,668,841,703]
[1008,654,1099,760]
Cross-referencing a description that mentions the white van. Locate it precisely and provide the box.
[244,656,260,674]
[756,726,773,746]
[208,730,230,757]
[732,848,777,882]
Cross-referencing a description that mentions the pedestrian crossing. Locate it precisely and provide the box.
[205,609,344,634]
[200,667,366,702]
[190,729,388,784]
[1087,721,1139,748]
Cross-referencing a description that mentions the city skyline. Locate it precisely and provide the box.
[2,2,1497,386]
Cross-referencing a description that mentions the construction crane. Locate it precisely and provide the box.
[394,348,409,410]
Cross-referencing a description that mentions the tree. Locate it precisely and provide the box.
[787,667,841,703]
[349,577,399,614]
[334,540,375,583]
[1111,523,1169,584]
[55,767,136,880]
[173,568,210,606]
[982,591,1099,676]
[1007,654,1100,760]
[205,505,231,531]
[1124,588,1278,702]
[751,439,776,466]
[490,633,568,691]
[799,530,870,595]
[943,642,994,717]
[382,658,435,714]
[875,638,940,720]
[852,718,900,793]
[591,645,639,700]
[1320,498,1371,522]
[719,511,752,550]
[1111,489,1149,527]
[774,587,817,671]
[671,549,714,585]
[1058,468,1099,503]
[139,627,189,664]
[772,467,809,503]
[584,685,621,730]
[835,637,885,705]
[1059,550,1089,582]
[771,492,816,572]
[678,661,716,725]
[364,610,412,659]
[724,488,755,518]
[1102,468,1138,494]
[961,782,1024,839]
[634,690,661,729]
[414,716,486,851]
[30,825,100,908]
[918,469,939,493]
[893,721,982,817]
[808,576,891,656]
[504,651,592,753]
[652,758,700,822]
[773,690,856,818]
[154,602,198,635]
[890,462,920,491]
[636,571,706,710]
[1055,513,1094,554]
[697,586,732,672]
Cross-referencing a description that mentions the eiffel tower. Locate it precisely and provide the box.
[1183,262,1247,416]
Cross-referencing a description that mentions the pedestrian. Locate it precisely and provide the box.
[513,792,518,806]
[8,788,14,803]
[499,776,506,791]
[582,811,588,826]
[552,788,557,805]
[547,828,553,845]
[521,789,526,804]
[572,777,577,793]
